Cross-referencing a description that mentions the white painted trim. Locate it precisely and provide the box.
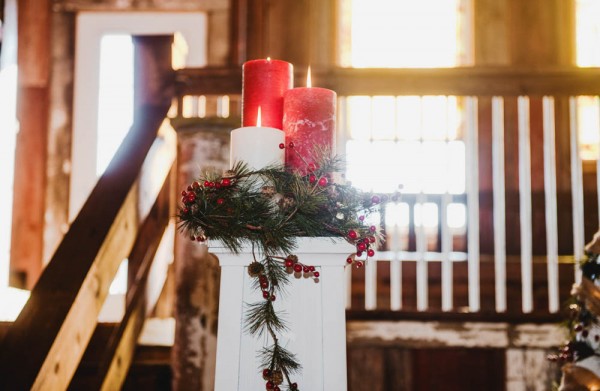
[70,11,207,221]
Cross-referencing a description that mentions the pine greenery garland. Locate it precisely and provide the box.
[178,151,396,390]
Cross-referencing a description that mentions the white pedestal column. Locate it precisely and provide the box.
[212,237,353,391]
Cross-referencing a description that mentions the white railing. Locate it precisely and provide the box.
[342,95,595,315]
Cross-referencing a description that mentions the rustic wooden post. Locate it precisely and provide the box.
[212,238,353,391]
[172,120,233,391]
[10,0,52,288]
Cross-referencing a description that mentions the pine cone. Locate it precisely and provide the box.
[247,261,264,277]
[271,369,284,385]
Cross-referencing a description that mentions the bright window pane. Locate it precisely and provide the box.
[97,35,134,176]
[347,96,372,140]
[414,203,438,228]
[346,0,461,68]
[386,202,410,228]
[447,203,466,229]
[576,0,600,67]
[372,96,396,140]
[396,96,422,140]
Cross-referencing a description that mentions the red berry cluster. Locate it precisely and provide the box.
[257,274,276,301]
[180,177,234,241]
[284,255,320,279]
[346,227,378,268]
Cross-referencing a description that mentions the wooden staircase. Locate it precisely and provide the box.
[0,105,176,390]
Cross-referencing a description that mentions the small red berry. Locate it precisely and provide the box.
[309,266,315,272]
[270,295,276,301]
[356,251,363,257]
[357,243,367,251]
[309,175,317,184]
[348,230,358,240]
[369,225,377,232]
[190,236,196,241]
[204,180,210,187]
[318,177,328,186]
[367,249,375,257]
[291,383,298,390]
[217,198,224,205]
[187,185,193,191]
[263,291,269,299]
[369,236,376,243]
[208,181,215,187]
[359,215,365,221]
[279,143,285,149]
[181,190,187,196]
[266,380,275,389]
[371,195,381,204]
[183,208,189,214]
[356,261,364,268]
[314,271,320,278]
[222,178,231,187]
[293,264,303,273]
[187,193,196,202]
[574,324,583,332]
[346,257,353,264]
[285,259,293,267]
[288,142,295,148]
[308,163,317,172]
[192,181,200,189]
[263,369,272,378]
[197,236,205,242]
[303,266,310,273]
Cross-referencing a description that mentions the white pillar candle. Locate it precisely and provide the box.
[230,126,285,170]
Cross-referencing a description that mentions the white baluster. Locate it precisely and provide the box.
[441,192,453,311]
[543,97,559,313]
[492,97,507,312]
[518,96,533,313]
[465,97,480,312]
[570,97,584,284]
[416,193,428,311]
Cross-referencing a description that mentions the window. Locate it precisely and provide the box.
[575,0,600,160]
[338,0,470,253]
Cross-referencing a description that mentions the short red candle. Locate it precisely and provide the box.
[242,59,293,130]
[283,87,336,174]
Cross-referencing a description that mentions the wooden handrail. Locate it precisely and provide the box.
[0,104,171,390]
[175,66,600,97]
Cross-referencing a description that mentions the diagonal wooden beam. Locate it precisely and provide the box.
[0,106,169,391]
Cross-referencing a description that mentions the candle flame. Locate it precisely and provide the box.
[267,57,271,61]
[306,66,312,88]
[257,106,262,127]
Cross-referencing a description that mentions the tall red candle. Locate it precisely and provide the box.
[283,84,336,174]
[242,59,293,130]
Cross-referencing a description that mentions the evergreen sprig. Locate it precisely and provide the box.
[178,151,397,390]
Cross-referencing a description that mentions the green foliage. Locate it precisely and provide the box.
[178,152,397,389]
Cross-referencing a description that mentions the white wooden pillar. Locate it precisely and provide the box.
[211,237,354,391]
